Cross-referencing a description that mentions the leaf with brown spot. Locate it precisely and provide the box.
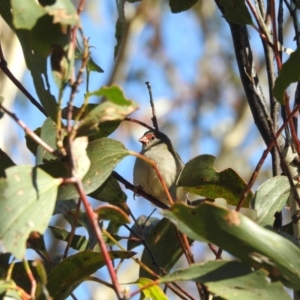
[47,250,135,299]
[0,166,61,258]
[178,154,252,208]
[164,202,300,290]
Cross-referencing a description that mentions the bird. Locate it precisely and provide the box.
[133,130,186,206]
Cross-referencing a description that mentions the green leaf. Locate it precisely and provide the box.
[47,250,135,300]
[0,149,15,178]
[0,166,60,258]
[11,0,79,30]
[56,138,129,200]
[114,18,126,59]
[25,127,41,156]
[10,260,55,298]
[139,218,192,279]
[49,226,89,251]
[83,120,121,140]
[137,278,168,300]
[178,155,252,208]
[251,176,290,226]
[159,260,291,300]
[127,216,160,250]
[88,85,133,105]
[37,117,58,163]
[218,0,253,25]
[77,86,138,137]
[274,47,300,104]
[88,56,104,73]
[40,0,79,26]
[89,174,127,206]
[95,205,130,224]
[169,0,198,13]
[164,202,300,290]
[0,0,57,119]
[11,0,45,29]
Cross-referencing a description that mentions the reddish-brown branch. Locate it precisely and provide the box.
[74,179,122,299]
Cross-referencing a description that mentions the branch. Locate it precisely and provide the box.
[0,42,47,117]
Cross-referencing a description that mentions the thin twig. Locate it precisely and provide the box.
[112,171,168,209]
[68,29,90,136]
[104,227,195,300]
[145,82,159,131]
[0,104,61,157]
[125,117,154,131]
[63,199,82,259]
[0,42,47,117]
[236,101,300,211]
[23,259,37,299]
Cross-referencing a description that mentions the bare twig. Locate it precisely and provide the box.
[0,104,61,158]
[23,259,36,299]
[0,42,47,117]
[145,82,159,131]
[124,117,154,131]
[63,199,82,259]
[112,171,168,209]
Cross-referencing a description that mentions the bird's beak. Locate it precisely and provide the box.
[138,135,149,145]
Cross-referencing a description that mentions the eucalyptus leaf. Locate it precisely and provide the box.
[178,155,252,207]
[251,176,290,226]
[0,166,60,258]
[169,0,197,13]
[0,149,16,178]
[164,202,300,290]
[47,250,135,299]
[274,47,300,104]
[218,0,253,25]
[159,260,290,300]
[140,218,192,279]
[49,226,89,251]
[57,138,129,200]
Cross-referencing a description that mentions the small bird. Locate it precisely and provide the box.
[133,130,186,206]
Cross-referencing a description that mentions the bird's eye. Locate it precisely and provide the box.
[150,135,156,140]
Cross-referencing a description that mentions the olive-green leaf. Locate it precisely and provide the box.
[164,202,300,290]
[49,226,88,251]
[57,138,129,200]
[169,0,198,13]
[127,216,160,250]
[139,218,192,279]
[89,174,127,208]
[251,175,290,226]
[0,166,61,258]
[77,86,138,136]
[218,0,253,25]
[36,117,58,163]
[11,0,79,30]
[0,149,15,178]
[178,155,252,207]
[274,47,300,104]
[47,250,135,300]
[88,56,104,73]
[159,260,291,300]
[0,0,57,119]
[95,205,130,224]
